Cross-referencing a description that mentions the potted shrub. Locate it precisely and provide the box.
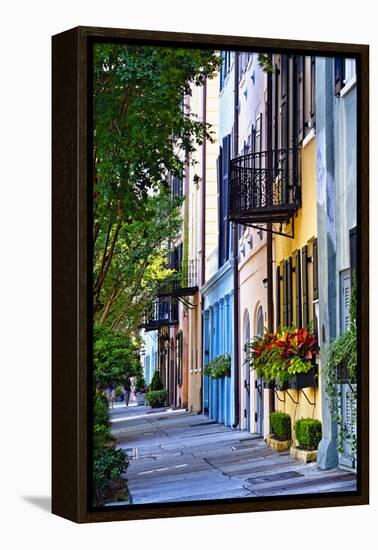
[291,418,322,463]
[266,411,292,452]
[134,374,148,405]
[145,389,168,408]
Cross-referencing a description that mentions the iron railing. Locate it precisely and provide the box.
[157,259,199,297]
[229,148,301,225]
[141,298,179,331]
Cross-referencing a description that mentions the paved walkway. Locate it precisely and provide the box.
[110,405,356,504]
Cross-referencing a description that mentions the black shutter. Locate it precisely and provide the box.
[280,55,289,203]
[349,226,357,275]
[296,56,304,144]
[287,257,293,326]
[283,261,287,326]
[310,56,316,129]
[276,265,281,330]
[295,250,302,327]
[302,245,309,327]
[335,57,345,96]
[222,134,231,264]
[217,149,223,267]
[313,238,319,301]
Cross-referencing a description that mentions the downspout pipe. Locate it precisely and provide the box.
[266,58,275,414]
[200,78,207,413]
[232,52,240,428]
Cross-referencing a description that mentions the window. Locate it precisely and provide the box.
[335,58,357,95]
[220,50,233,91]
[256,306,264,337]
[218,134,231,267]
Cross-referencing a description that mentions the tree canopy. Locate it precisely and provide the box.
[93,44,220,324]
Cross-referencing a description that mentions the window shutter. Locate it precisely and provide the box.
[283,261,287,326]
[286,257,293,326]
[335,58,345,96]
[276,265,281,330]
[313,238,319,300]
[341,269,351,333]
[349,226,357,275]
[310,56,316,129]
[217,149,223,267]
[295,250,302,327]
[222,134,231,264]
[302,245,309,327]
[296,56,304,143]
[280,55,289,203]
[281,55,289,148]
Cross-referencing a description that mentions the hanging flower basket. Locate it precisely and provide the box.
[204,354,231,379]
[247,326,318,388]
[288,364,318,389]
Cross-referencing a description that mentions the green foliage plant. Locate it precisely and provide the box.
[247,327,317,385]
[203,354,231,379]
[294,418,322,451]
[269,411,292,441]
[92,389,129,505]
[145,389,168,408]
[150,370,163,391]
[322,273,357,458]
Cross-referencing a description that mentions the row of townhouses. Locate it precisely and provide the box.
[141,52,357,471]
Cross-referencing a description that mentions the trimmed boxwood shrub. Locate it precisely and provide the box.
[294,418,322,451]
[146,389,167,408]
[270,411,291,441]
[150,370,163,391]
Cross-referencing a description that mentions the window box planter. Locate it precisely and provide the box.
[288,365,318,389]
[336,358,351,384]
[290,446,317,463]
[266,434,292,452]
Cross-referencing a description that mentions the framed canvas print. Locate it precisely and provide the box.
[52,26,369,523]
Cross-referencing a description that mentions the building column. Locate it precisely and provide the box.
[316,57,339,470]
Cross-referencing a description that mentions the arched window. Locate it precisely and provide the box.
[256,305,264,337]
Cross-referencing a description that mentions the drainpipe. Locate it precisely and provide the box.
[200,78,207,413]
[266,58,275,414]
[232,52,240,428]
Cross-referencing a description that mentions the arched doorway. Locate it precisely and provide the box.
[254,305,264,435]
[243,311,251,431]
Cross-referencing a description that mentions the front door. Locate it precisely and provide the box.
[254,306,264,435]
[244,314,251,431]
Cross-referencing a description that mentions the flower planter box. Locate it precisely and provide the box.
[262,379,289,391]
[262,379,275,389]
[135,392,146,406]
[288,366,318,389]
[266,434,292,452]
[290,446,318,463]
[336,359,352,384]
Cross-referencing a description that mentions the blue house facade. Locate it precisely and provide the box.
[202,261,234,426]
[201,51,236,427]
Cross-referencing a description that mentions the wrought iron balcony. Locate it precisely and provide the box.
[229,148,301,225]
[141,298,179,332]
[157,259,199,297]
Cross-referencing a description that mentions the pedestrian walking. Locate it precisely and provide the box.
[107,384,116,409]
[124,377,132,407]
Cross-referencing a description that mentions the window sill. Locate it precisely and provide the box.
[340,76,357,98]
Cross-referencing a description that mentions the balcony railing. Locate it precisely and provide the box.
[157,259,199,297]
[141,298,179,332]
[229,148,301,225]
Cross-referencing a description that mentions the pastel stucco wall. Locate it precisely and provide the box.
[274,135,321,434]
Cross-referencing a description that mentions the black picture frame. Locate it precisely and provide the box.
[52,26,369,523]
